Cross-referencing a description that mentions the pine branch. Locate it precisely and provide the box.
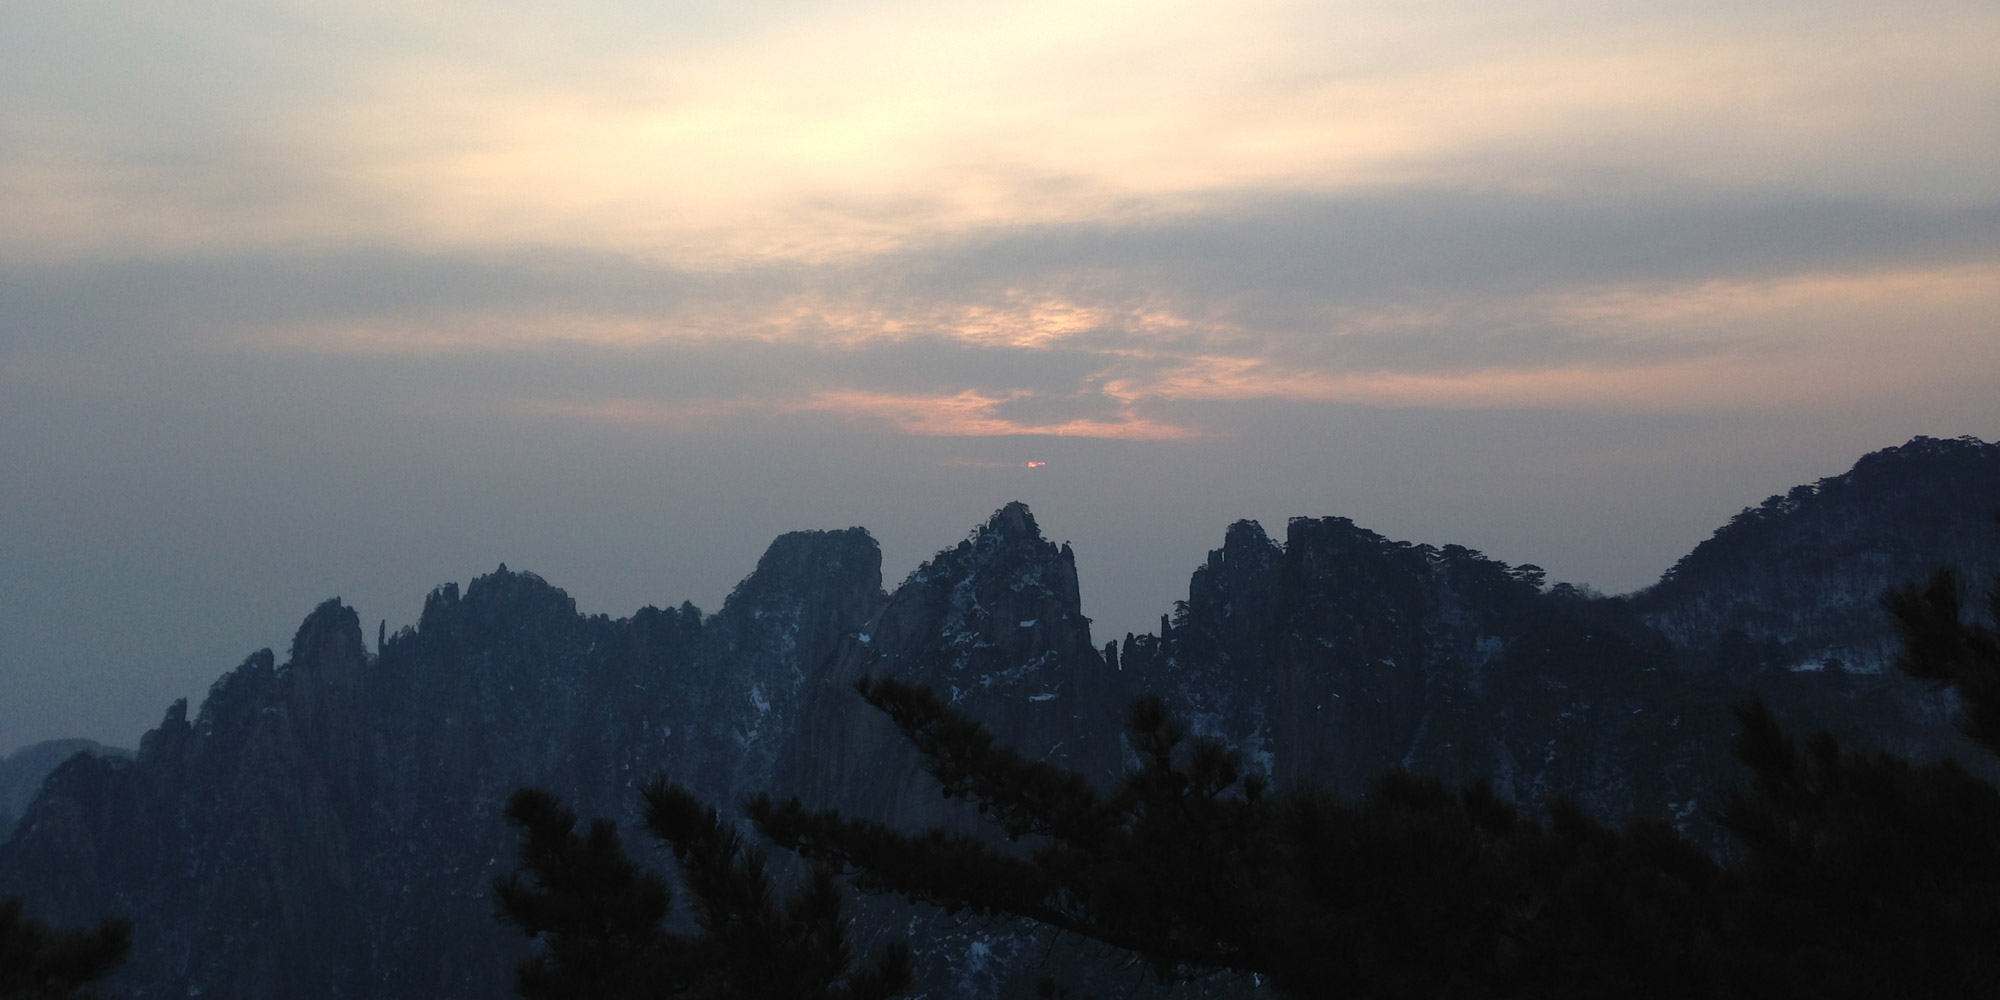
[0,898,131,1000]
[1887,568,2000,756]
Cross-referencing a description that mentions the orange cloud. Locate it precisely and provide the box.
[240,287,1218,356]
[251,258,2000,432]
[797,389,1201,439]
[518,389,1200,440]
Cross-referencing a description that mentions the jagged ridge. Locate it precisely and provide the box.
[4,437,1997,999]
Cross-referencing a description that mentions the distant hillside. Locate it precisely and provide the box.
[1636,434,2000,677]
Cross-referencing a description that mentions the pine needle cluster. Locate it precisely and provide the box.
[0,898,129,1000]
[493,781,908,1000]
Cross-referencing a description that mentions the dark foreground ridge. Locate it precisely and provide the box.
[2,436,1996,999]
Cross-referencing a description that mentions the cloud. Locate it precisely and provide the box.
[938,457,1049,469]
[7,0,2000,751]
[788,389,1201,439]
[5,182,1996,441]
[5,1,1995,263]
[518,387,1201,441]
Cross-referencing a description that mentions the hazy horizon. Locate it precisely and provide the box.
[5,0,1997,753]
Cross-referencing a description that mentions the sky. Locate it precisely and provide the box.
[3,0,1997,754]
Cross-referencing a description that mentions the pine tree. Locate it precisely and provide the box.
[1885,567,2000,755]
[1711,701,2000,997]
[1705,566,2000,997]
[493,780,909,1000]
[752,680,1721,997]
[750,564,2000,998]
[499,562,2000,997]
[0,897,130,1000]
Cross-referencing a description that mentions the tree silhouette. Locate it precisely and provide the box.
[753,680,1721,997]
[499,563,2000,997]
[1703,566,2000,997]
[750,566,2000,998]
[494,780,908,1000]
[0,897,129,1000]
[1885,567,2000,755]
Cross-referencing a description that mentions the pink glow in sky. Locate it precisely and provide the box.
[2,0,1997,750]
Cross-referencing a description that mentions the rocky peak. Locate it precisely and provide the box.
[737,526,882,591]
[694,529,887,801]
[775,503,1119,829]
[459,566,579,629]
[986,499,1039,542]
[884,502,1090,672]
[287,599,366,672]
[1129,513,1687,806]
[420,580,460,628]
[1194,519,1282,586]
[395,566,596,694]
[190,649,278,753]
[279,599,371,768]
[712,527,885,650]
[136,699,190,766]
[1183,519,1284,641]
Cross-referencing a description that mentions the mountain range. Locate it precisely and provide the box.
[4,434,1997,999]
